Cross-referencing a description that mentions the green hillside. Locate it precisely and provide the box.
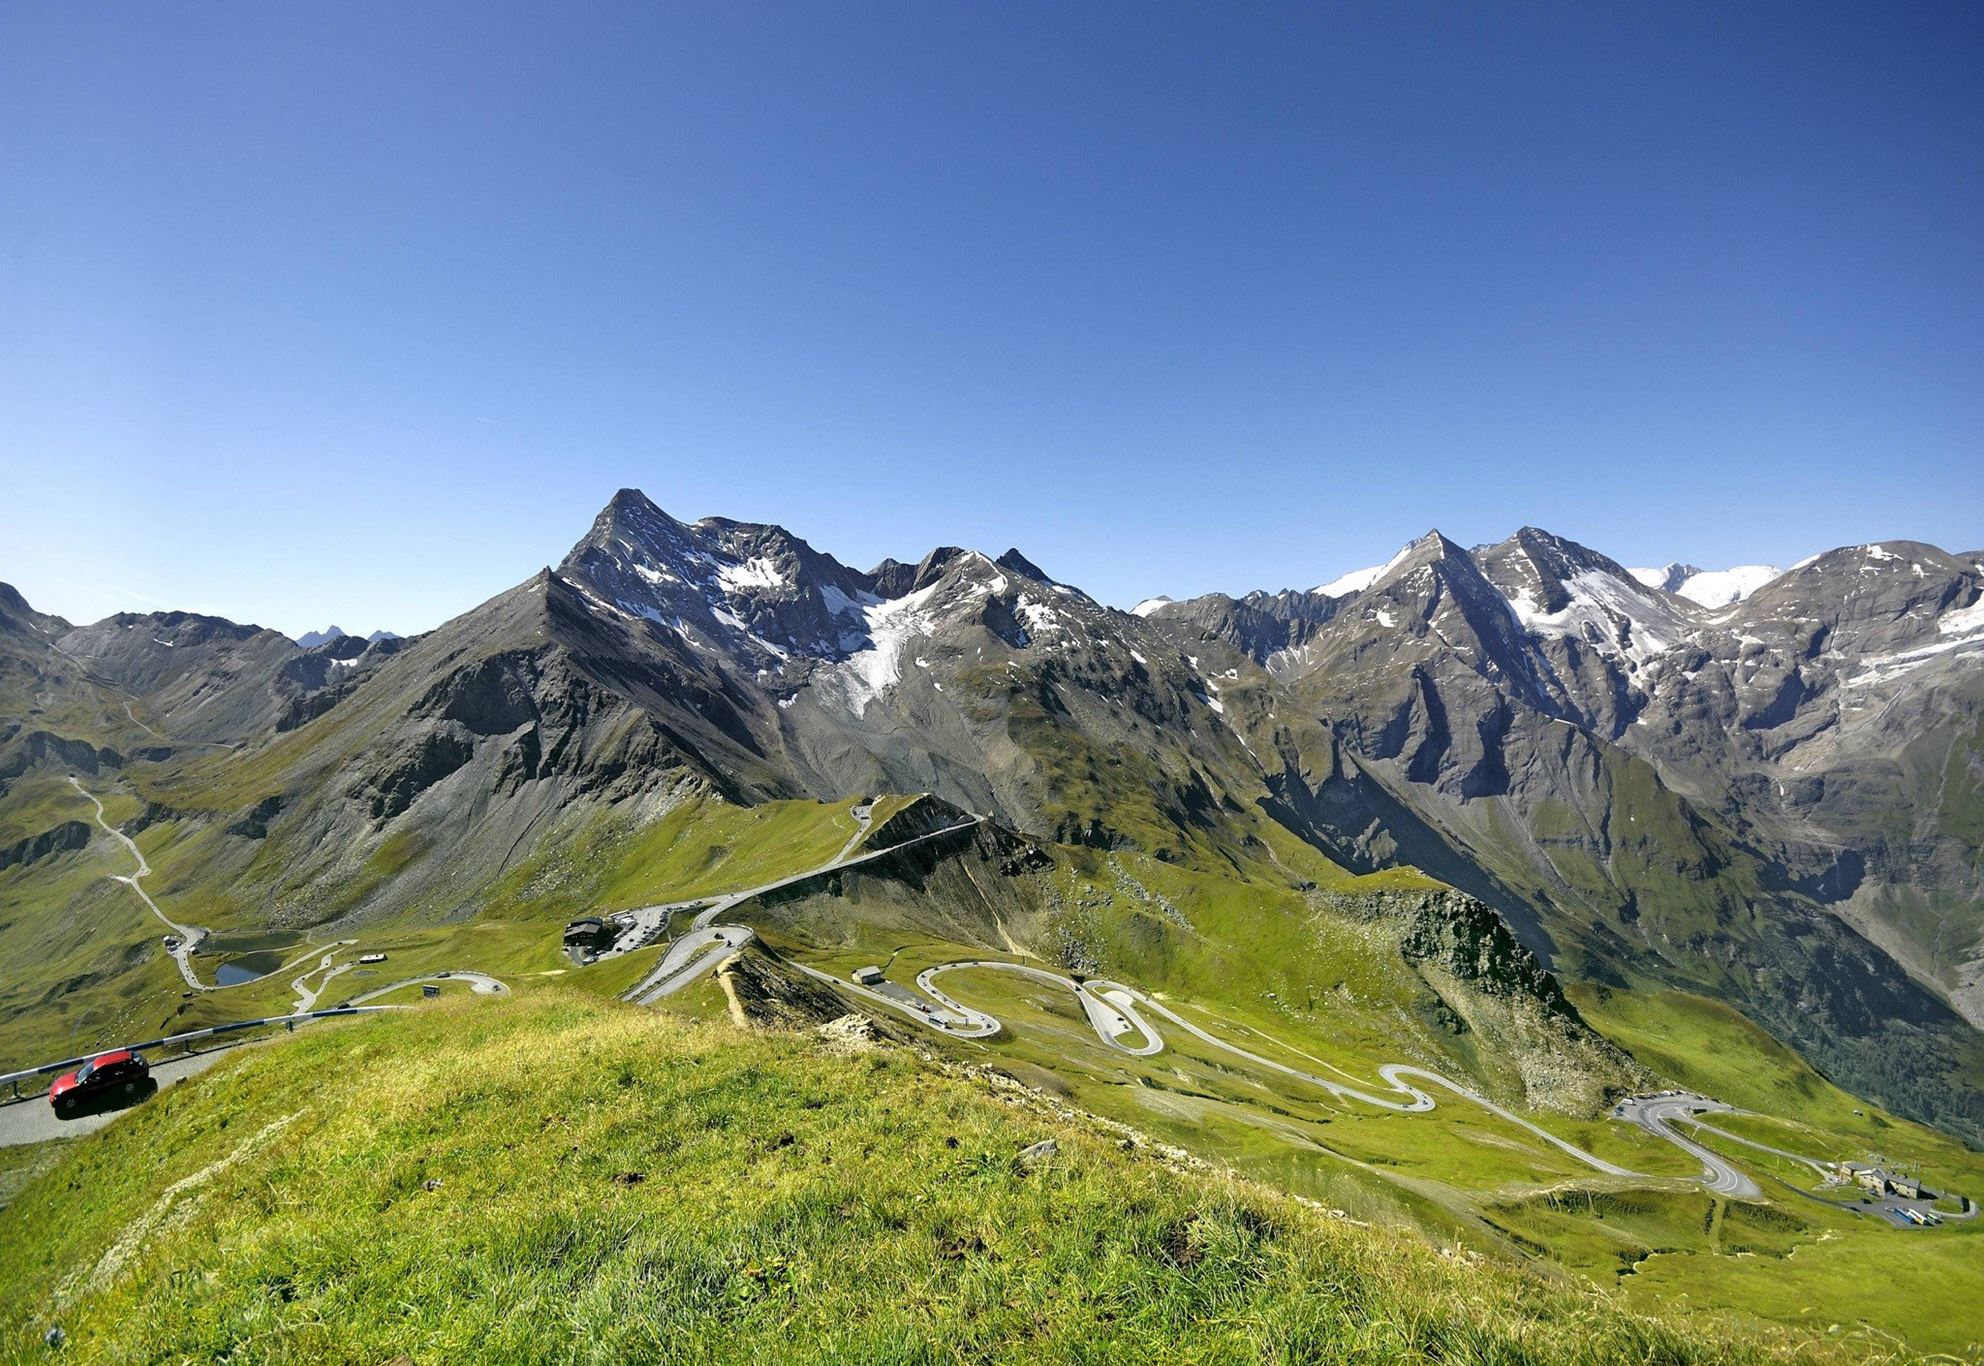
[0,993,1844,1365]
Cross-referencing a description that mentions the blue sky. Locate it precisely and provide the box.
[3,3,1979,635]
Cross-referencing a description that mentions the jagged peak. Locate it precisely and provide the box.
[1498,527,1635,578]
[903,546,973,593]
[607,486,661,515]
[995,548,1053,584]
[1376,529,1475,583]
[577,487,692,558]
[0,582,35,619]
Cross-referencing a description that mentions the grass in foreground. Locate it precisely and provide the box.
[0,992,1848,1364]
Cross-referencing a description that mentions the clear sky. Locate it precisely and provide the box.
[3,3,1980,636]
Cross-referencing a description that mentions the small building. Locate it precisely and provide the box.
[563,917,610,946]
[852,965,885,986]
[358,953,387,965]
[1839,1164,1925,1199]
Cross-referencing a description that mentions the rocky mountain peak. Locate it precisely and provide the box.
[0,582,66,636]
[557,490,875,672]
[1474,529,1682,634]
[995,548,1053,584]
[905,546,971,593]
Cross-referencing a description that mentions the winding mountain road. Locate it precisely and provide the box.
[609,800,1789,1197]
[70,779,504,1015]
[71,778,208,990]
[798,956,1638,1178]
[1682,1114,1835,1177]
[618,808,981,1003]
[1615,1095,1761,1198]
[343,971,509,1005]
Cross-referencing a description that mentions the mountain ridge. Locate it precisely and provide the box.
[2,491,1982,1148]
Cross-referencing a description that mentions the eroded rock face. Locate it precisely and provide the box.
[1316,886,1649,1113]
[0,730,121,781]
[1388,889,1570,1009]
[0,819,90,871]
[715,944,861,1031]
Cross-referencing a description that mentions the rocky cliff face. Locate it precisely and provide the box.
[1326,886,1649,1112]
[0,819,90,871]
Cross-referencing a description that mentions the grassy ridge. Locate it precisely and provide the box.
[0,992,1842,1364]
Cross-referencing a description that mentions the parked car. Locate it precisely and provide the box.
[47,1049,151,1117]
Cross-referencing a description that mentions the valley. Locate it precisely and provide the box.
[2,496,1982,1357]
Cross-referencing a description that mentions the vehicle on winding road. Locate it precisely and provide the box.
[48,1049,152,1118]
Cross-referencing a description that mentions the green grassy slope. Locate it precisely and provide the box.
[0,776,874,1071]
[0,993,1843,1365]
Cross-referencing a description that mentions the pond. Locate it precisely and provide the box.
[213,950,287,986]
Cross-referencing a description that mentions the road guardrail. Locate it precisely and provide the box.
[0,1005,395,1101]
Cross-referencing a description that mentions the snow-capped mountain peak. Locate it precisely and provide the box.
[1313,542,1415,597]
[1626,562,1783,608]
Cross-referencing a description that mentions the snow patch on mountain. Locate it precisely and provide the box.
[1131,597,1172,617]
[1315,544,1412,597]
[1507,571,1684,668]
[717,556,791,594]
[1016,596,1063,639]
[1938,595,1984,639]
[1846,631,1984,687]
[1673,566,1780,608]
[824,582,940,717]
[1627,563,1781,608]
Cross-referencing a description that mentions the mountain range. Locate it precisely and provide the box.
[2,490,1981,1145]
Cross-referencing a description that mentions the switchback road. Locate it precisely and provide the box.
[619,811,981,1003]
[1615,1094,1761,1198]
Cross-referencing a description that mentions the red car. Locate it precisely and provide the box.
[47,1049,150,1118]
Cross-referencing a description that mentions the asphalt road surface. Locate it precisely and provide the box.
[343,971,509,1005]
[1614,1094,1762,1198]
[626,928,757,1006]
[799,957,1641,1180]
[0,1048,237,1148]
[618,814,981,1003]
